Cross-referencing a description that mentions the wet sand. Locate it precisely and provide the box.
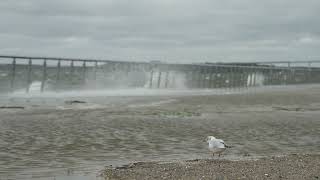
[0,85,320,179]
[103,154,320,180]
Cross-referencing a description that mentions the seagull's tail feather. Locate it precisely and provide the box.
[221,141,232,148]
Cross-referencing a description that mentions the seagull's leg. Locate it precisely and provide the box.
[219,153,221,157]
[212,153,215,158]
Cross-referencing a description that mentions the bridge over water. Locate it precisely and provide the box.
[1,55,320,94]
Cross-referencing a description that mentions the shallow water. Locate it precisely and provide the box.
[0,86,320,179]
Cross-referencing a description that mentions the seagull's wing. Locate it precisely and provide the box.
[217,139,231,148]
[209,139,225,149]
[216,139,224,143]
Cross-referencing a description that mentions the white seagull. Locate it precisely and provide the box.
[206,136,231,157]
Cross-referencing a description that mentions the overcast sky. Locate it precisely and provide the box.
[0,0,320,63]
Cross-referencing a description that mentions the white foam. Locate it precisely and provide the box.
[9,88,230,98]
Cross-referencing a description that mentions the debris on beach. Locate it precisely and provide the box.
[272,106,304,112]
[0,106,25,109]
[64,100,87,105]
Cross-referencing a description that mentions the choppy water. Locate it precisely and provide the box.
[0,87,320,180]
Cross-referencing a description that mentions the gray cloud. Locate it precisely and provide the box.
[0,0,320,62]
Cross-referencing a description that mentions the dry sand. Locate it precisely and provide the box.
[103,154,320,180]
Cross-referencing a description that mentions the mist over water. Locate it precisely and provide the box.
[4,71,270,100]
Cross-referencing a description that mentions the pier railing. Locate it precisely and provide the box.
[1,55,320,93]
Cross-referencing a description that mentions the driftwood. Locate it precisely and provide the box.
[64,100,87,105]
[0,106,25,109]
[272,106,303,111]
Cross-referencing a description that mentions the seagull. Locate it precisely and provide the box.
[206,136,231,157]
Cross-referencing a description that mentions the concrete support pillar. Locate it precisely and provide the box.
[26,58,32,93]
[41,59,47,92]
[10,58,16,91]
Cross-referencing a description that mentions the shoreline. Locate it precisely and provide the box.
[102,154,320,180]
[1,85,320,179]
